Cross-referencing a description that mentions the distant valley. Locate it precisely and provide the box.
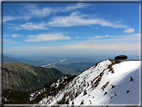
[3,55,100,75]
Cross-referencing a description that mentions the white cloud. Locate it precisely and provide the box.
[3,16,20,22]
[22,3,89,18]
[3,39,12,42]
[76,36,80,39]
[22,4,53,18]
[4,3,128,31]
[26,33,71,42]
[92,34,139,44]
[3,3,89,23]
[12,34,20,38]
[63,3,90,12]
[20,22,48,30]
[7,22,48,31]
[124,28,135,33]
[48,12,128,28]
[94,36,102,38]
[3,39,17,43]
[7,26,21,31]
[94,34,109,38]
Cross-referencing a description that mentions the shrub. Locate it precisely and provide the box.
[104,92,107,95]
[72,101,74,107]
[66,99,69,104]
[87,82,89,87]
[80,99,84,105]
[84,90,87,96]
[75,92,78,98]
[70,94,73,101]
[72,101,74,104]
[101,81,110,91]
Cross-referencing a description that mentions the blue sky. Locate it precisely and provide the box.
[3,3,140,57]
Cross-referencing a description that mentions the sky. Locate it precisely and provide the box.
[2,2,140,58]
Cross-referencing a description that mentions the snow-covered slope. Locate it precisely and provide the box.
[39,59,141,106]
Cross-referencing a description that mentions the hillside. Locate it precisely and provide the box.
[2,62,70,91]
[39,59,141,105]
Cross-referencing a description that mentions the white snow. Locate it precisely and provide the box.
[39,59,141,106]
[51,76,67,88]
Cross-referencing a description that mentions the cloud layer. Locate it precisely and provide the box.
[3,3,129,31]
[7,11,129,31]
[25,33,71,42]
[3,3,89,23]
[20,22,48,30]
[48,12,128,28]
[4,33,140,56]
[25,33,140,50]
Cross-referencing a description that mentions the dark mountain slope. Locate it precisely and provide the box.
[2,62,69,91]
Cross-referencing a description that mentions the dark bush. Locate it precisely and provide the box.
[80,100,84,105]
[84,90,87,95]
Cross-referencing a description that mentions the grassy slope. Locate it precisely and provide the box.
[2,62,69,91]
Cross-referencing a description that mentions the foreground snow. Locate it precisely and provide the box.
[39,59,141,106]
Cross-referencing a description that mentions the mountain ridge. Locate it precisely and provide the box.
[38,59,141,105]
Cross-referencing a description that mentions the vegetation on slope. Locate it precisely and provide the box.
[2,89,30,104]
[2,62,71,91]
[2,75,76,104]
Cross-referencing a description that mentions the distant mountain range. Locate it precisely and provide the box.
[2,62,71,91]
[3,55,21,62]
[2,55,96,75]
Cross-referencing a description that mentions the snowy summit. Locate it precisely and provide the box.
[39,59,141,106]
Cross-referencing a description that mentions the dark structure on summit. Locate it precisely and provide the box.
[115,55,127,63]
